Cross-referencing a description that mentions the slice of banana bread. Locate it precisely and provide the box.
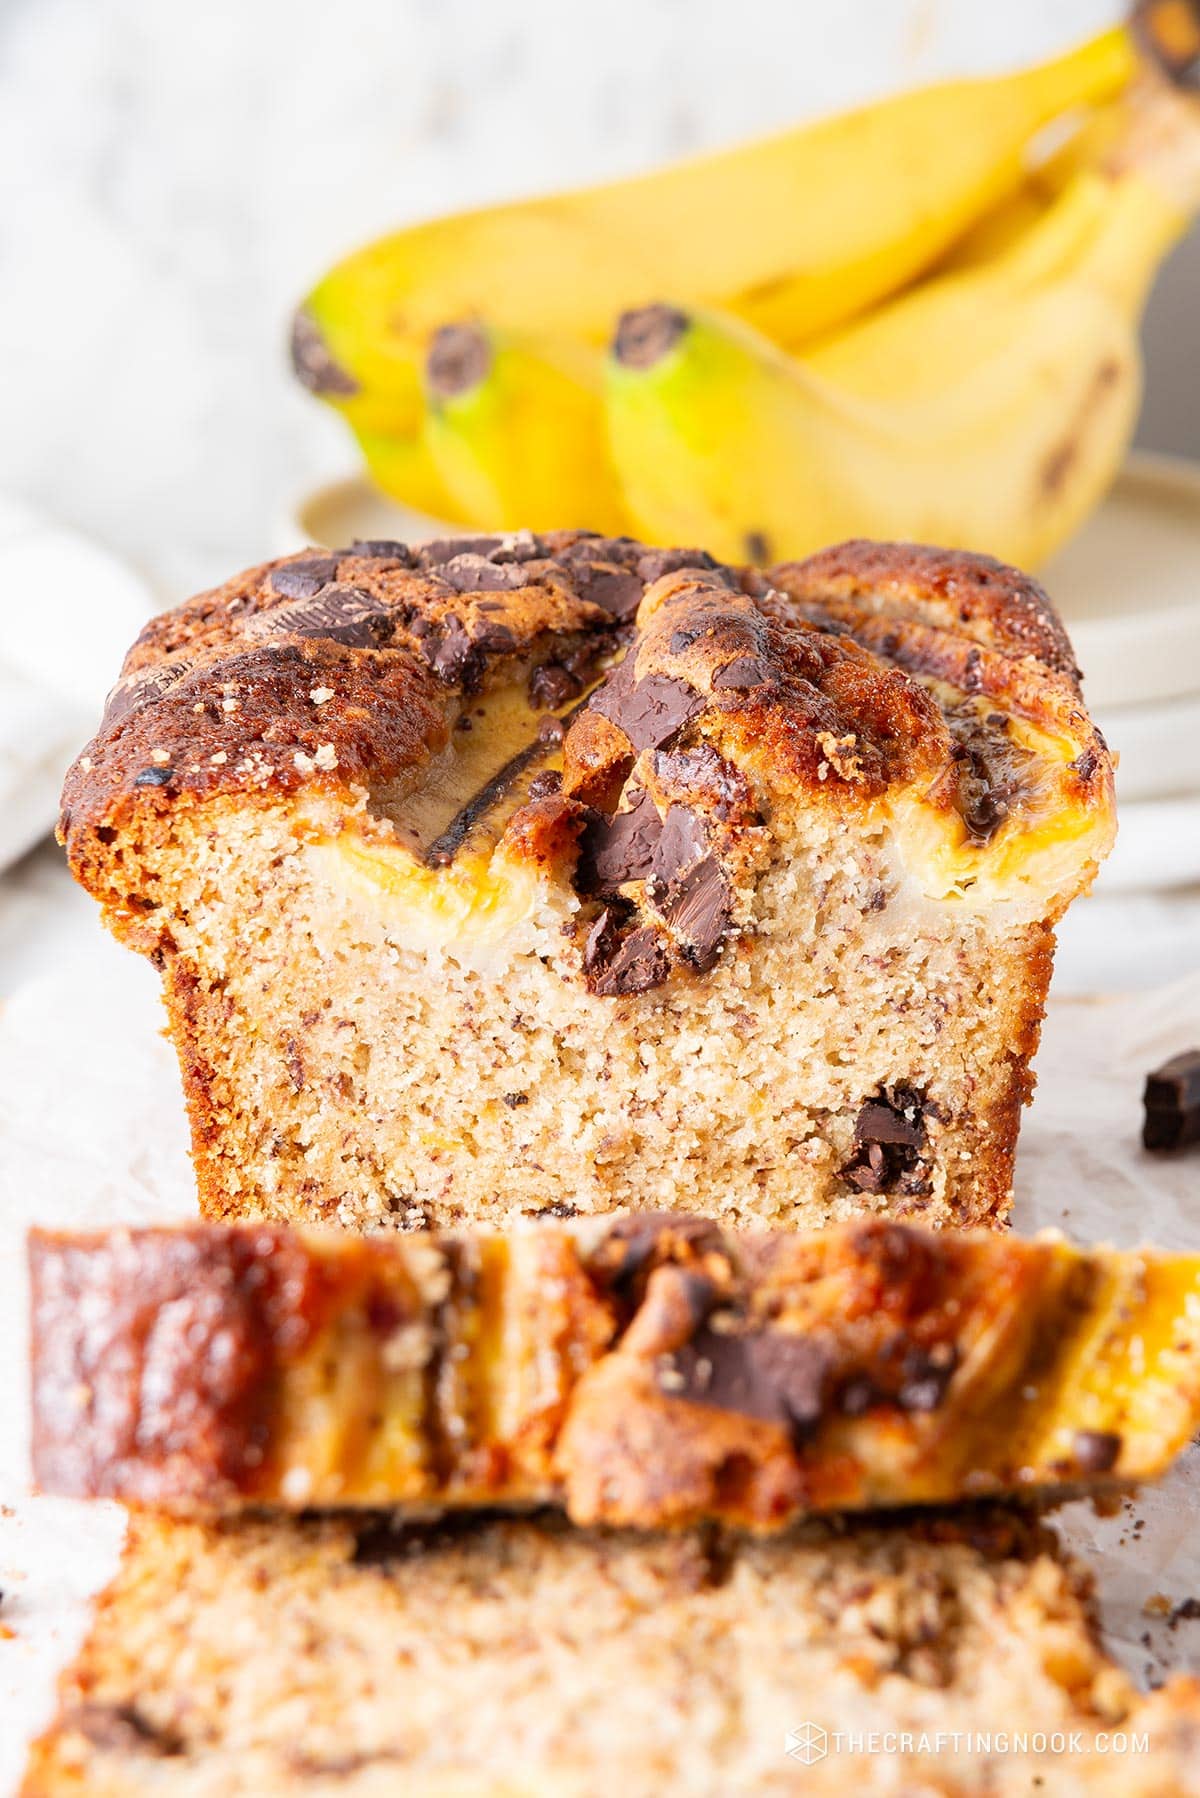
[32,1217,1200,1529]
[23,1508,1200,1797]
[59,532,1114,1231]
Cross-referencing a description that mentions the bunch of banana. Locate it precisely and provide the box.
[292,7,1200,563]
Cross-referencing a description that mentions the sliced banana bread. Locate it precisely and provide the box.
[23,1508,1200,1797]
[59,533,1114,1231]
[32,1216,1200,1529]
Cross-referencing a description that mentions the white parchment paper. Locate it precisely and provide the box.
[1,948,1199,1794]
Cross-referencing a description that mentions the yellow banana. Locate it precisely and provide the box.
[605,88,1195,571]
[351,425,468,524]
[422,324,628,534]
[293,25,1138,442]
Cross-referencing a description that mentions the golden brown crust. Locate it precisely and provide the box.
[30,1218,1200,1530]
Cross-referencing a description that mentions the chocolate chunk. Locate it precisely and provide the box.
[529,662,583,709]
[586,923,672,997]
[417,536,503,568]
[536,715,566,746]
[577,790,663,893]
[649,805,707,887]
[340,539,416,565]
[527,769,562,800]
[711,653,776,690]
[134,765,174,787]
[268,556,342,600]
[290,310,359,396]
[582,906,627,976]
[840,1087,929,1194]
[654,744,750,821]
[573,563,644,623]
[438,554,528,593]
[502,1092,529,1108]
[896,1342,959,1412]
[1143,1049,1200,1151]
[660,856,732,973]
[417,615,484,688]
[636,547,722,585]
[1072,1428,1122,1474]
[660,1328,829,1442]
[591,667,704,753]
[249,585,392,649]
[101,659,195,727]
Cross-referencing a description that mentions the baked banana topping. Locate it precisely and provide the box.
[30,1217,1200,1529]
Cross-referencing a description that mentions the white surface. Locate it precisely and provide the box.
[3,877,1200,1792]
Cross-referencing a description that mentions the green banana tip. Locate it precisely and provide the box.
[612,304,692,372]
[290,310,360,398]
[426,322,492,402]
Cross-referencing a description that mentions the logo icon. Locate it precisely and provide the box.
[785,1723,828,1765]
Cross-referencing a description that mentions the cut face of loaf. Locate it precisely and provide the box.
[30,1217,1200,1530]
[58,532,1115,1232]
[22,1508,1200,1798]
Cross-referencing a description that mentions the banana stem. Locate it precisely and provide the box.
[1133,0,1200,89]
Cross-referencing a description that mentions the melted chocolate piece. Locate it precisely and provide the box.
[438,555,528,594]
[660,856,732,973]
[660,1328,830,1442]
[636,546,722,584]
[1144,1050,1200,1151]
[341,539,416,565]
[840,1087,930,1195]
[1072,1428,1122,1473]
[572,564,644,623]
[248,585,393,649]
[586,923,672,997]
[591,663,704,754]
[577,790,663,893]
[102,659,197,727]
[896,1342,959,1413]
[268,556,342,600]
[417,536,504,568]
[529,662,582,710]
[711,653,777,691]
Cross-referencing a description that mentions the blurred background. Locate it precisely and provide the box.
[1,0,1196,599]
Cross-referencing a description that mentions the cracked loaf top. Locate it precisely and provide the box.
[59,530,1115,997]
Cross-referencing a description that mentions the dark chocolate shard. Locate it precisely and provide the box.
[711,653,777,691]
[586,923,672,998]
[248,585,393,649]
[649,805,707,887]
[268,556,342,600]
[416,614,483,688]
[591,666,704,754]
[660,1328,830,1442]
[102,660,195,727]
[1072,1428,1122,1474]
[1144,1049,1200,1152]
[636,546,723,585]
[133,765,174,788]
[573,564,644,623]
[417,536,504,568]
[577,791,663,893]
[340,539,416,565]
[290,311,359,397]
[438,554,528,594]
[660,856,732,974]
[529,662,582,710]
[840,1087,930,1195]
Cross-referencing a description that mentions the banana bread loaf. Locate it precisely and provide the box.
[23,1507,1200,1796]
[58,532,1114,1231]
[32,1216,1200,1529]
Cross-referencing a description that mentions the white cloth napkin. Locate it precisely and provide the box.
[0,496,152,872]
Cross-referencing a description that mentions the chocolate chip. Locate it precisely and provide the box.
[840,1087,930,1194]
[438,554,527,593]
[1072,1429,1122,1474]
[896,1342,959,1412]
[648,805,707,888]
[418,614,484,688]
[1144,1050,1200,1152]
[586,923,672,997]
[503,1092,529,1108]
[573,564,644,623]
[660,856,732,973]
[249,584,393,649]
[636,547,722,584]
[527,769,562,799]
[660,1329,829,1442]
[577,790,663,893]
[711,653,776,690]
[340,539,416,565]
[417,536,504,568]
[290,311,359,396]
[591,666,704,753]
[529,662,583,709]
[268,556,342,600]
[133,765,174,787]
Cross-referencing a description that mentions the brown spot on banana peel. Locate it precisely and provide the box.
[613,304,691,370]
[290,311,359,397]
[1038,356,1124,500]
[1134,0,1200,91]
[426,322,493,401]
